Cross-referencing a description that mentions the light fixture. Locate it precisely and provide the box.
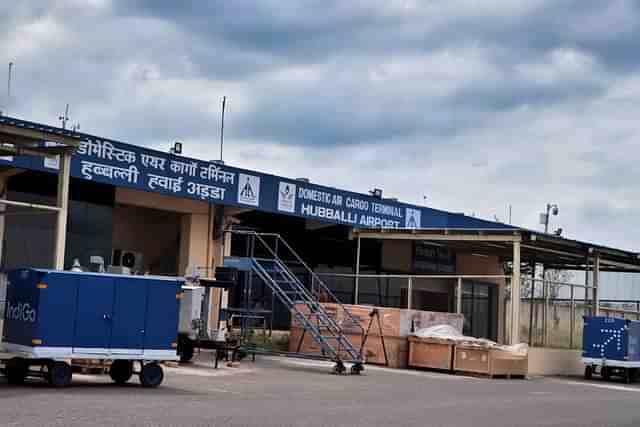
[370,188,383,199]
[170,141,183,155]
[540,203,560,233]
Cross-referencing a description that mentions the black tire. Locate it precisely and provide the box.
[109,360,134,384]
[139,363,164,388]
[629,368,638,383]
[179,339,194,363]
[351,363,364,375]
[6,358,28,385]
[584,365,593,380]
[601,366,612,381]
[332,361,346,375]
[48,362,72,388]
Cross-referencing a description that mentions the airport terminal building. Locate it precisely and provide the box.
[0,116,638,348]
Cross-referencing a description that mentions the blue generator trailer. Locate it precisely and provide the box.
[2,268,184,387]
[582,316,640,383]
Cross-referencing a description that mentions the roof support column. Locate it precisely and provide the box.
[53,152,71,270]
[594,253,601,316]
[354,233,361,305]
[510,240,522,345]
[456,277,463,314]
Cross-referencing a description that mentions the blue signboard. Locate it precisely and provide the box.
[0,116,514,231]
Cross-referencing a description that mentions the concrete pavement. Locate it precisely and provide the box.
[0,357,639,427]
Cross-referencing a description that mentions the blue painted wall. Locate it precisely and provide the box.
[0,116,513,231]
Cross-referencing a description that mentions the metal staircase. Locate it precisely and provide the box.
[230,231,364,370]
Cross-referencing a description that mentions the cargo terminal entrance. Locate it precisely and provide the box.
[223,209,504,339]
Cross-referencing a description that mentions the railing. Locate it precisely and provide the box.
[230,230,366,337]
[315,272,508,311]
[504,277,640,349]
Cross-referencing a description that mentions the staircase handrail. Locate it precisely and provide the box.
[231,230,365,337]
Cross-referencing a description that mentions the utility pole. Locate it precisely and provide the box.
[219,96,226,162]
[58,104,70,129]
[6,62,14,116]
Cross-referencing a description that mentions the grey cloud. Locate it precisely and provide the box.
[0,0,638,251]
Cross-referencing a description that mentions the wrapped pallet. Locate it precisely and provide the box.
[408,324,529,378]
[407,325,463,371]
[289,303,464,369]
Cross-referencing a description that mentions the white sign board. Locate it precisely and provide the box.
[237,173,260,206]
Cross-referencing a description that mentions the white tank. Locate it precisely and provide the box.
[178,285,204,337]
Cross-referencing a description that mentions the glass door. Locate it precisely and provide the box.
[462,281,498,341]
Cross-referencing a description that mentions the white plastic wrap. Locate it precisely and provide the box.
[494,343,529,356]
[413,324,463,339]
[412,324,529,355]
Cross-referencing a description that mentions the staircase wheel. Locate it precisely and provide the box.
[332,361,346,375]
[350,363,364,375]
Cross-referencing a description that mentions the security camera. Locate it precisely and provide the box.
[551,206,559,216]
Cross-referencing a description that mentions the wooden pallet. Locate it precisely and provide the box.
[453,346,528,379]
[454,370,527,380]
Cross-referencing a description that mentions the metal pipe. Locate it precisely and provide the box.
[528,269,536,346]
[219,96,226,161]
[570,284,576,349]
[407,277,413,309]
[354,234,361,305]
[456,277,463,314]
[0,198,60,212]
[584,255,590,315]
[594,254,601,316]
[6,62,13,116]
[314,272,510,280]
[542,276,548,347]
[53,153,71,270]
[510,240,521,345]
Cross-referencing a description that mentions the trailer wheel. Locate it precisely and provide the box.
[629,368,638,383]
[109,360,134,384]
[48,362,72,388]
[139,363,164,388]
[6,358,28,385]
[584,365,593,380]
[601,366,612,381]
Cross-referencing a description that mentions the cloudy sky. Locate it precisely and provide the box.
[1,0,638,251]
